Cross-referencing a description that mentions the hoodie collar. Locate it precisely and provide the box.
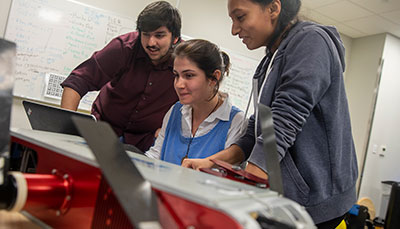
[276,21,346,71]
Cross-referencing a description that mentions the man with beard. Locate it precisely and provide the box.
[61,1,181,152]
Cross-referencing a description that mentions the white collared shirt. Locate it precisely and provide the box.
[145,95,246,159]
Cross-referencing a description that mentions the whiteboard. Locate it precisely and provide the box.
[4,0,135,110]
[219,47,257,117]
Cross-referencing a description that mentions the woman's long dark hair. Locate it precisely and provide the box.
[252,0,301,48]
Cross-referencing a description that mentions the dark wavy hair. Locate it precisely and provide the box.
[251,0,301,47]
[136,1,181,39]
[173,39,231,99]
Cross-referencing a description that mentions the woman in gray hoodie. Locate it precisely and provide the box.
[182,0,358,227]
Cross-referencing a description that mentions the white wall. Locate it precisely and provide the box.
[178,0,265,60]
[344,34,386,188]
[359,33,400,217]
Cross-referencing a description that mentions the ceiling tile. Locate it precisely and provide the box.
[388,29,400,38]
[346,15,398,36]
[315,1,374,22]
[349,0,400,14]
[300,8,338,26]
[301,0,400,38]
[381,10,400,25]
[301,0,340,9]
[334,22,367,38]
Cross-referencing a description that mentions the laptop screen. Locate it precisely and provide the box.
[23,100,96,136]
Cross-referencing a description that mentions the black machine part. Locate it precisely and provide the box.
[72,116,160,229]
[385,182,400,229]
[0,38,16,186]
[256,214,296,229]
[0,173,18,210]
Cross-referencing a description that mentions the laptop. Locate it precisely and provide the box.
[23,100,96,136]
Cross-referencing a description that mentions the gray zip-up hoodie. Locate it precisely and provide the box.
[237,21,358,224]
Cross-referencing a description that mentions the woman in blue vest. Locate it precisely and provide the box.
[145,39,245,165]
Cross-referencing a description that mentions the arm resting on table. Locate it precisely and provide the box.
[181,144,245,170]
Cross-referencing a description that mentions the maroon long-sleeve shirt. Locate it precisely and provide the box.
[61,32,178,151]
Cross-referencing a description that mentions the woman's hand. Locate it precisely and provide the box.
[245,162,268,179]
[181,158,215,170]
[182,145,245,170]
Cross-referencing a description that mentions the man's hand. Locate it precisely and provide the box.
[154,128,161,138]
[61,87,81,111]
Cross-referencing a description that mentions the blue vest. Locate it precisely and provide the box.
[160,102,240,165]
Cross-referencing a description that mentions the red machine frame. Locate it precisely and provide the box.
[11,135,242,228]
